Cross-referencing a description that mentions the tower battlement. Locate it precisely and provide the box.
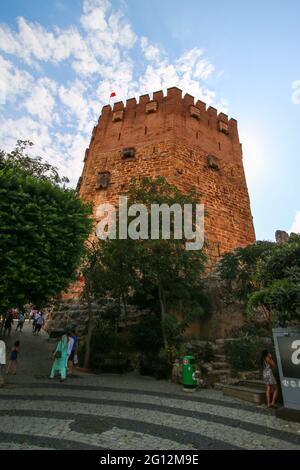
[84,87,243,172]
[100,87,236,130]
[90,87,238,152]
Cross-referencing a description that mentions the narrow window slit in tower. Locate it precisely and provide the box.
[118,133,121,140]
[218,142,221,150]
[145,126,147,135]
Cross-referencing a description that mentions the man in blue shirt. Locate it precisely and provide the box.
[16,312,25,332]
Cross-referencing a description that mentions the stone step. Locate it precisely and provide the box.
[215,339,225,347]
[212,361,230,370]
[238,380,265,390]
[222,384,266,405]
[215,354,226,361]
[213,382,225,391]
[211,369,231,376]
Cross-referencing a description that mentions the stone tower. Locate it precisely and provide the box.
[77,86,255,266]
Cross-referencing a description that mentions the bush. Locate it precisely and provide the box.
[139,346,180,379]
[224,337,271,372]
[78,320,131,371]
[77,341,86,368]
[230,324,270,339]
[199,342,215,363]
[130,314,164,355]
[154,347,179,380]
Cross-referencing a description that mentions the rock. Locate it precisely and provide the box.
[275,230,290,244]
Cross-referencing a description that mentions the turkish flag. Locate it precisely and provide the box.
[110,92,116,98]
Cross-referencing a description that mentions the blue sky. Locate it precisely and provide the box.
[0,0,299,241]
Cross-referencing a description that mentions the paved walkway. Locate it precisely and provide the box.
[0,323,299,450]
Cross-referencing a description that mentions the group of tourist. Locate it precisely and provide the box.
[0,307,79,384]
[2,307,45,337]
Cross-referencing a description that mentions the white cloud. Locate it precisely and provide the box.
[0,116,52,152]
[194,59,215,80]
[24,78,57,123]
[0,54,33,104]
[0,0,226,187]
[140,37,161,63]
[176,48,204,73]
[82,0,110,15]
[80,7,107,31]
[290,212,300,234]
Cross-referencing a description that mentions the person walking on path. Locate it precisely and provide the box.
[261,349,279,408]
[32,309,39,332]
[4,312,14,338]
[16,312,25,332]
[0,339,6,386]
[6,341,20,375]
[34,312,44,336]
[29,309,34,324]
[50,333,68,382]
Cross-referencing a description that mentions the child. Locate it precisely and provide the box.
[6,341,20,375]
[261,349,279,408]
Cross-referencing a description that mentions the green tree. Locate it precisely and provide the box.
[0,140,69,185]
[0,144,92,320]
[217,241,274,299]
[88,176,208,349]
[218,235,300,327]
[247,235,300,326]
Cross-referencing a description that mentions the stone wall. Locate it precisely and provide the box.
[46,274,246,340]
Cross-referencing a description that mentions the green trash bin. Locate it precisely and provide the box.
[182,355,197,391]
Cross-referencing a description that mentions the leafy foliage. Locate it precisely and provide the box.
[224,336,270,373]
[218,235,300,326]
[130,314,164,354]
[0,141,69,185]
[217,241,274,299]
[87,176,208,348]
[0,145,92,313]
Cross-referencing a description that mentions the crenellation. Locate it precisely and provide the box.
[207,106,218,121]
[95,89,241,142]
[139,94,150,105]
[113,101,125,111]
[195,100,206,113]
[101,104,112,116]
[183,93,194,107]
[126,97,137,108]
[218,112,228,123]
[153,90,164,102]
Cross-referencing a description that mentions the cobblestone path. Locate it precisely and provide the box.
[0,323,299,450]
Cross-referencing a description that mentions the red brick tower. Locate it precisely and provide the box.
[77,87,255,260]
